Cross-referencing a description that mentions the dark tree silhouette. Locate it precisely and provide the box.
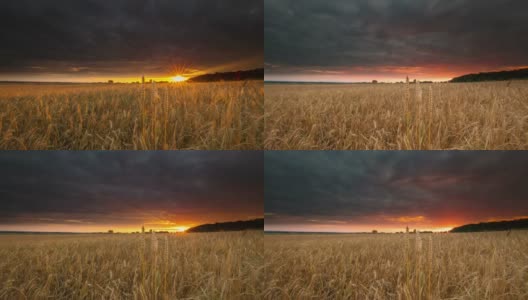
[450,218,528,232]
[450,68,528,83]
[188,69,263,82]
[187,218,263,232]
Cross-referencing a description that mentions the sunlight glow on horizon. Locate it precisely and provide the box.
[171,75,188,82]
[263,213,520,233]
[265,214,528,233]
[0,223,194,233]
[264,64,528,83]
[172,226,190,232]
[264,224,456,233]
[0,215,263,233]
[0,57,262,83]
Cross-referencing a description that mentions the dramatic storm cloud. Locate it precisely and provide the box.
[265,151,528,232]
[0,151,263,232]
[265,0,528,82]
[0,0,263,82]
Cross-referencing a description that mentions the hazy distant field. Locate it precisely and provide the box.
[0,81,263,150]
[264,232,528,299]
[0,232,263,299]
[264,81,528,150]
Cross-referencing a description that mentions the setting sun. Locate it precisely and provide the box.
[172,75,187,82]
[173,226,189,232]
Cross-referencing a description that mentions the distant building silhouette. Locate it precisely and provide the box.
[142,225,145,234]
[372,80,378,84]
[142,75,145,84]
[372,230,378,234]
[108,230,114,234]
[108,80,114,84]
[406,226,409,234]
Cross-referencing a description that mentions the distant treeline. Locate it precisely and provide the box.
[187,218,263,232]
[450,218,528,233]
[450,68,528,83]
[189,69,263,82]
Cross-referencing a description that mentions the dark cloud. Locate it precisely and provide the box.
[265,0,528,81]
[0,0,263,80]
[265,151,528,231]
[0,151,263,229]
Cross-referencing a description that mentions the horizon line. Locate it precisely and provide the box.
[264,230,448,234]
[0,68,265,84]
[263,79,450,84]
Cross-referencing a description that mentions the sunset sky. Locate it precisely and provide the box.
[0,0,262,83]
[265,0,528,82]
[265,151,528,233]
[0,151,263,233]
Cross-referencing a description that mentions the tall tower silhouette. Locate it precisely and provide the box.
[142,75,145,85]
[142,225,145,234]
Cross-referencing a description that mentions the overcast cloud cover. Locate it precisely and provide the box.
[0,151,262,231]
[265,151,528,232]
[265,0,528,81]
[0,0,263,81]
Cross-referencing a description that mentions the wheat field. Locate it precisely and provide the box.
[0,81,263,150]
[263,232,528,299]
[0,231,263,299]
[264,81,528,150]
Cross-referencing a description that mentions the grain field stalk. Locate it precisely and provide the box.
[0,82,263,150]
[264,81,528,149]
[415,231,422,299]
[405,230,410,287]
[427,235,433,300]
[163,235,169,295]
[405,76,411,136]
[0,231,262,299]
[140,233,147,282]
[415,80,423,148]
[264,231,528,299]
[428,85,433,148]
